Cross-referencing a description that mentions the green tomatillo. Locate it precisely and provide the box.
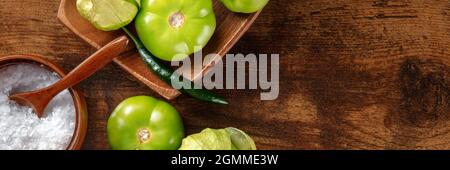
[179,127,257,150]
[107,96,184,150]
[220,0,269,13]
[135,0,217,61]
[76,0,139,31]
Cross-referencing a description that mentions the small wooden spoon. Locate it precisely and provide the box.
[9,36,130,118]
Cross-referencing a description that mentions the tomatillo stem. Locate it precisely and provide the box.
[122,27,228,105]
[169,12,185,29]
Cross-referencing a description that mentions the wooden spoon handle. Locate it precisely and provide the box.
[48,36,129,95]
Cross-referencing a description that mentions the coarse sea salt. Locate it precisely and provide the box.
[0,63,75,150]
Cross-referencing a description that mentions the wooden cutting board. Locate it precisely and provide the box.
[57,0,261,100]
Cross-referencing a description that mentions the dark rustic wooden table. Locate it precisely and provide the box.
[1,0,450,150]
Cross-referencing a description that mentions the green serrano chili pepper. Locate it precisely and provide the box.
[122,27,228,105]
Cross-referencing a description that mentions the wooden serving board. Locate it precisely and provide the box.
[57,0,261,100]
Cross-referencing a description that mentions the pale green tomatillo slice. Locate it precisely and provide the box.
[179,128,232,150]
[178,127,256,150]
[76,0,139,31]
[226,127,257,150]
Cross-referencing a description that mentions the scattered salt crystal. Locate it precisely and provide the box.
[0,63,75,150]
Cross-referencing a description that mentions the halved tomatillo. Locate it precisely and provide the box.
[107,96,184,150]
[179,127,257,150]
[135,0,217,61]
[76,0,139,31]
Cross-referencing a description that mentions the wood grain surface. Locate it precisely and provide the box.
[1,0,450,150]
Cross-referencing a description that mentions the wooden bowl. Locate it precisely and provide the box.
[0,54,88,150]
[57,0,262,100]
